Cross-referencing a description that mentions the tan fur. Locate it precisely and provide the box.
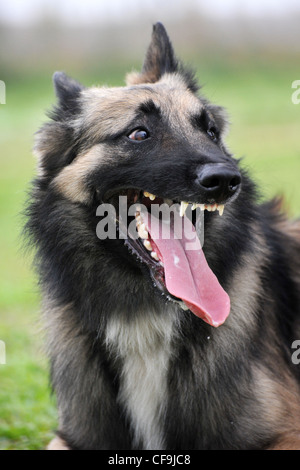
[126,71,148,86]
[52,146,107,203]
[267,433,300,450]
[274,205,300,309]
[47,436,70,450]
[77,74,201,142]
[277,217,300,246]
[253,365,300,441]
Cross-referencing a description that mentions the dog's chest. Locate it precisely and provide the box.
[105,312,175,450]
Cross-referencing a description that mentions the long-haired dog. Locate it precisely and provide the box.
[26,23,300,450]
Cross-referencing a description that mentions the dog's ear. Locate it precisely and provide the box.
[52,71,84,119]
[127,22,178,85]
[34,73,84,177]
[142,22,178,81]
[127,23,199,93]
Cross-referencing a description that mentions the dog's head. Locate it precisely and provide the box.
[34,23,250,327]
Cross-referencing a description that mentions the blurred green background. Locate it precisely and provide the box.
[0,0,299,450]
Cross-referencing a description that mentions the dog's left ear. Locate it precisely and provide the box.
[127,22,178,85]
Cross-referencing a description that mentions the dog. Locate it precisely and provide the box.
[26,22,300,450]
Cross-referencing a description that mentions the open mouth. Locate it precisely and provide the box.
[105,188,231,327]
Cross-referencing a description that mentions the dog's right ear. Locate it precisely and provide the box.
[52,71,84,119]
[126,22,178,86]
[33,72,85,177]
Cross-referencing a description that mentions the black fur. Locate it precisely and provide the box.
[25,23,300,450]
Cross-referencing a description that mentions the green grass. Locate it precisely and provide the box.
[0,309,57,450]
[0,77,58,450]
[0,56,299,450]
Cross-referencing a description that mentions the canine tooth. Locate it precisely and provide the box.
[144,240,152,251]
[218,205,225,216]
[144,191,156,201]
[151,251,159,261]
[180,201,189,217]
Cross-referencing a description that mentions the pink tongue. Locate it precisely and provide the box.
[144,211,230,327]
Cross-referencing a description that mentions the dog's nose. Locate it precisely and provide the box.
[195,163,241,202]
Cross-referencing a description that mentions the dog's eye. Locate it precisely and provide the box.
[207,127,218,142]
[128,129,149,141]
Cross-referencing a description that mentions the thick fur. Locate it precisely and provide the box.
[25,23,300,450]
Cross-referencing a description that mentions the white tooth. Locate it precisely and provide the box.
[211,204,217,212]
[144,240,152,251]
[218,205,225,216]
[178,301,189,311]
[197,204,205,211]
[180,201,189,217]
[151,251,159,261]
[192,203,197,210]
[205,204,212,212]
[138,223,148,239]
